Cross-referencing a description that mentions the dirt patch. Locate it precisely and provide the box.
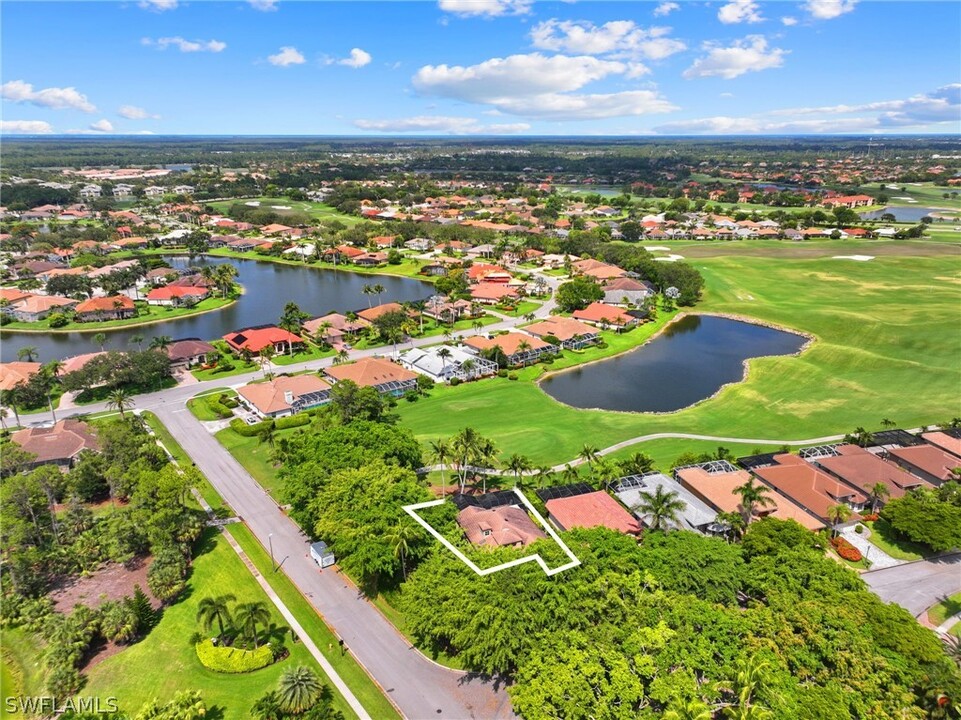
[49,558,160,613]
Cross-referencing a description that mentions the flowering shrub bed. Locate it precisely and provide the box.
[832,536,863,562]
[860,513,879,522]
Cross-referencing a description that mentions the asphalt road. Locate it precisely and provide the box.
[862,553,961,617]
[154,404,516,720]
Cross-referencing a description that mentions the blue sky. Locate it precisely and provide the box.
[2,0,959,135]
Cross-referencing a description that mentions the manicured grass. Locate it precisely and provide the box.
[926,591,961,627]
[497,300,543,318]
[863,519,928,561]
[395,254,961,466]
[227,524,401,720]
[83,531,360,720]
[215,426,298,497]
[206,196,363,225]
[272,343,335,367]
[0,294,237,333]
[187,389,237,422]
[1,628,46,719]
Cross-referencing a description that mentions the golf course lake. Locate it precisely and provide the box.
[0,255,432,362]
[540,314,807,413]
[859,206,946,222]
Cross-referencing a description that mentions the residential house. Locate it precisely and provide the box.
[0,362,42,391]
[470,282,520,305]
[370,235,398,249]
[456,505,546,548]
[821,194,874,209]
[79,184,102,199]
[322,245,366,263]
[523,316,599,350]
[886,444,961,486]
[614,473,721,533]
[145,286,209,307]
[60,352,106,375]
[813,444,930,506]
[323,357,419,396]
[357,302,408,324]
[237,374,332,419]
[74,295,136,322]
[223,326,304,355]
[571,258,627,281]
[10,295,78,322]
[404,237,433,252]
[544,490,641,535]
[113,184,134,198]
[0,288,34,311]
[172,185,195,195]
[354,251,388,267]
[166,338,217,369]
[261,223,294,236]
[302,313,370,345]
[921,430,961,457]
[675,461,824,531]
[602,277,654,307]
[463,332,556,367]
[752,454,868,524]
[423,295,479,324]
[11,419,100,470]
[572,302,639,330]
[144,186,166,198]
[398,345,497,383]
[226,237,262,252]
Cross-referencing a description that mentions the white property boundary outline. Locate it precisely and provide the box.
[403,487,581,577]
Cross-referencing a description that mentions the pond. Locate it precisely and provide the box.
[539,315,807,413]
[1,256,432,362]
[859,206,946,222]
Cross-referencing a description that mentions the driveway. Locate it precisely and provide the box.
[862,553,961,617]
[154,405,515,720]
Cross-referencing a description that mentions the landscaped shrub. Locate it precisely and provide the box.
[195,639,274,673]
[855,524,864,534]
[221,396,239,409]
[497,369,508,378]
[208,395,235,419]
[404,390,419,402]
[275,414,310,431]
[860,513,879,522]
[508,373,519,381]
[449,377,462,386]
[596,341,609,349]
[48,312,69,328]
[831,536,863,562]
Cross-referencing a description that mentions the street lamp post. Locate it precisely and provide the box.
[268,533,276,572]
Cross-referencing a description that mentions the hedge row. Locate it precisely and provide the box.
[195,639,274,673]
[228,413,311,436]
[208,394,235,419]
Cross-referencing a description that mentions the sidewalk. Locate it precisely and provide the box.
[840,526,902,570]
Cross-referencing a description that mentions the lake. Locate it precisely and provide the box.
[859,206,945,222]
[539,315,807,413]
[0,256,432,362]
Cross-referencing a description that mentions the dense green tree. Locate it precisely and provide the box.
[881,490,961,552]
[555,276,604,313]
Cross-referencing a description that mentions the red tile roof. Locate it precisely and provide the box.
[572,302,635,326]
[457,505,547,547]
[546,491,641,535]
[463,332,552,357]
[323,357,418,388]
[146,286,209,301]
[223,326,303,353]
[75,295,135,313]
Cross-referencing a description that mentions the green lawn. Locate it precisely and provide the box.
[83,531,361,720]
[394,253,961,466]
[227,525,401,720]
[926,592,961,627]
[272,343,335,367]
[215,426,298,497]
[0,295,237,333]
[187,389,237,421]
[863,519,928,561]
[497,300,543,318]
[1,628,46,719]
[206,196,363,226]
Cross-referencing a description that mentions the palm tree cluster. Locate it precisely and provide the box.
[196,594,271,649]
[252,665,338,719]
[450,427,498,494]
[199,263,239,298]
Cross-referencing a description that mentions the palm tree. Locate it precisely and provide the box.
[259,345,275,379]
[258,421,277,449]
[561,463,579,483]
[277,665,323,714]
[880,417,897,429]
[41,360,63,422]
[387,523,421,581]
[505,453,532,488]
[361,284,375,308]
[372,283,386,304]
[428,438,453,497]
[437,347,452,371]
[535,465,553,488]
[471,319,484,334]
[453,426,481,492]
[2,388,22,428]
[579,444,599,480]
[234,601,270,649]
[106,388,135,417]
[718,657,773,720]
[619,451,655,476]
[633,485,685,531]
[130,333,145,351]
[16,346,39,362]
[716,510,747,542]
[196,594,236,639]
[733,477,776,526]
[827,503,852,538]
[150,335,172,351]
[215,263,238,298]
[664,698,713,720]
[867,482,890,513]
[94,333,107,352]
[334,349,349,365]
[516,339,533,366]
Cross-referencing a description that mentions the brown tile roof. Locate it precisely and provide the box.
[75,295,135,313]
[546,491,641,534]
[524,317,597,343]
[0,288,33,304]
[676,465,824,530]
[887,445,961,482]
[166,339,217,362]
[303,313,370,337]
[457,505,547,547]
[817,445,929,499]
[463,332,553,357]
[13,295,78,313]
[357,302,405,323]
[752,454,867,522]
[237,375,330,416]
[469,283,519,302]
[11,419,100,464]
[921,431,961,457]
[323,357,418,388]
[0,362,42,391]
[572,302,635,326]
[60,352,106,375]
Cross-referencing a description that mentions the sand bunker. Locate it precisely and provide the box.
[644,246,670,251]
[654,254,685,262]
[832,255,875,261]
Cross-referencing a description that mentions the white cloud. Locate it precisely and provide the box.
[438,0,532,17]
[0,120,54,134]
[530,19,686,60]
[653,2,679,17]
[654,115,874,134]
[1,80,96,112]
[268,46,306,66]
[781,16,798,25]
[683,36,786,80]
[772,84,961,127]
[118,105,159,120]
[139,0,177,10]
[89,119,114,133]
[145,37,227,53]
[353,115,530,134]
[718,0,764,24]
[413,52,677,120]
[338,48,372,68]
[249,0,278,10]
[804,0,857,19]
